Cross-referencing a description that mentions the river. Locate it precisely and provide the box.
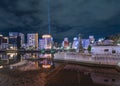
[0,53,120,86]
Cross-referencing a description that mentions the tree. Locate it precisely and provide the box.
[87,45,91,53]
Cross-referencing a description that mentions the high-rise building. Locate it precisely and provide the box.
[9,32,18,49]
[27,33,38,49]
[42,34,53,49]
[9,32,24,49]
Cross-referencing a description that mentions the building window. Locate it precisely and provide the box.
[104,79,109,82]
[112,79,115,82]
[104,49,109,52]
[112,50,116,54]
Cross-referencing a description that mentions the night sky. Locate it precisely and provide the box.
[0,0,120,41]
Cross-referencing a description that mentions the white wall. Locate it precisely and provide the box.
[91,46,120,54]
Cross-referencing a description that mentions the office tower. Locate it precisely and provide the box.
[42,34,53,49]
[27,33,38,49]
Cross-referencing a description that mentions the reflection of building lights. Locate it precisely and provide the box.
[0,66,3,69]
[44,54,51,58]
[42,65,51,68]
[7,53,17,58]
[32,55,35,58]
[10,46,13,49]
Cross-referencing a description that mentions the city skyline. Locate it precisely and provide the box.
[0,0,120,41]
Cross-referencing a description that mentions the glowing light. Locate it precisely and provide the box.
[0,66,3,69]
[44,54,51,58]
[3,37,8,39]
[42,65,51,68]
[42,35,51,38]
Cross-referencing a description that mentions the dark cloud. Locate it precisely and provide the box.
[0,0,120,41]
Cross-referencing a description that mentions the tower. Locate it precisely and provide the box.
[42,34,53,49]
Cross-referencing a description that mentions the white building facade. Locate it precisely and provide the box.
[91,46,120,55]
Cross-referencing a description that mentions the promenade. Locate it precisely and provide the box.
[54,52,120,67]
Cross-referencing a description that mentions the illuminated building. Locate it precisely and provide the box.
[82,39,90,49]
[9,32,24,49]
[62,37,69,49]
[1,37,9,49]
[9,32,18,50]
[42,34,53,49]
[89,35,95,44]
[39,39,45,50]
[72,37,79,49]
[27,33,38,49]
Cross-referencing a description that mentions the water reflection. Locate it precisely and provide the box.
[0,53,54,69]
[0,53,18,65]
[0,53,120,86]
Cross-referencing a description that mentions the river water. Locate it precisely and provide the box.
[0,53,120,86]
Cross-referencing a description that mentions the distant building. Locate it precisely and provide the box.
[0,35,3,45]
[91,46,120,54]
[39,39,45,50]
[72,37,79,49]
[2,37,9,44]
[27,33,38,49]
[1,37,9,49]
[89,35,95,44]
[102,39,114,45]
[19,33,25,48]
[9,32,24,49]
[62,37,69,49]
[42,34,53,49]
[9,32,18,50]
[82,39,90,49]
